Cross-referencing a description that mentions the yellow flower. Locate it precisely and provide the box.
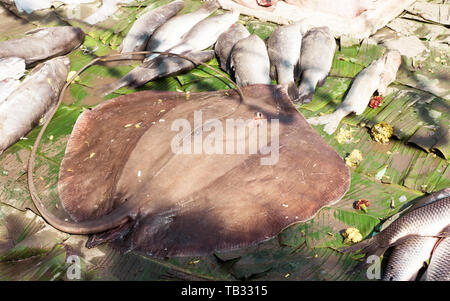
[343,227,363,244]
[345,149,363,168]
[371,122,393,144]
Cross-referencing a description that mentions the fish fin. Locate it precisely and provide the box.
[270,64,277,81]
[317,76,328,87]
[341,236,378,254]
[296,82,314,104]
[287,81,300,102]
[307,110,346,135]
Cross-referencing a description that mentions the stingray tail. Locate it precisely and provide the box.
[96,74,135,97]
[341,236,388,275]
[307,109,347,135]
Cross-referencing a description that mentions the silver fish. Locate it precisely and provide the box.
[0,56,70,155]
[307,54,387,134]
[343,196,450,258]
[230,34,271,86]
[166,10,240,55]
[120,0,185,53]
[0,27,85,66]
[145,0,219,61]
[214,23,250,73]
[97,51,215,95]
[382,236,438,281]
[267,22,303,101]
[426,237,450,281]
[297,27,335,103]
[382,188,450,281]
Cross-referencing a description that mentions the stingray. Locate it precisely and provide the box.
[31,84,350,258]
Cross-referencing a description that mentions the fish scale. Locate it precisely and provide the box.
[426,237,450,281]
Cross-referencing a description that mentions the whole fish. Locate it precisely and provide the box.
[378,50,401,96]
[214,23,250,73]
[0,57,70,155]
[297,27,335,103]
[97,51,215,95]
[119,0,184,53]
[426,237,450,281]
[230,34,271,86]
[382,236,437,281]
[342,196,450,258]
[0,27,85,66]
[0,57,26,81]
[267,22,303,101]
[307,53,387,134]
[166,10,240,55]
[145,0,219,61]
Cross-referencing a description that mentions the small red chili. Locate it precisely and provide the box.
[257,0,277,7]
[369,96,383,109]
[354,199,370,213]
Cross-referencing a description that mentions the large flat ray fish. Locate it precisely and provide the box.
[0,27,85,66]
[33,85,349,258]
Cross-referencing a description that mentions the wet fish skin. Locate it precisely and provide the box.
[145,0,219,61]
[0,56,70,154]
[0,57,26,81]
[167,10,240,55]
[97,51,216,96]
[297,27,335,103]
[214,23,250,73]
[378,50,401,96]
[0,27,85,66]
[120,0,185,53]
[343,196,450,258]
[426,237,450,281]
[307,54,386,134]
[267,22,303,101]
[230,34,271,86]
[382,236,438,281]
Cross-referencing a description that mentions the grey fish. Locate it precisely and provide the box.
[0,27,84,66]
[426,237,450,281]
[214,23,250,73]
[297,27,336,103]
[307,54,387,134]
[382,236,438,281]
[166,10,240,55]
[0,56,70,154]
[230,34,271,86]
[97,51,215,95]
[120,0,184,53]
[267,22,303,102]
[342,196,450,258]
[145,0,219,61]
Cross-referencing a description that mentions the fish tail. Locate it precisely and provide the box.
[341,236,380,255]
[287,81,300,102]
[307,109,347,135]
[297,81,315,104]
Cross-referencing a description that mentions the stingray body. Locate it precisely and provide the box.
[54,85,350,257]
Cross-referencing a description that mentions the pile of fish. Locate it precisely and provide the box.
[343,189,450,281]
[0,26,85,155]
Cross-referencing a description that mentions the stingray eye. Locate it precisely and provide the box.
[255,112,264,119]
